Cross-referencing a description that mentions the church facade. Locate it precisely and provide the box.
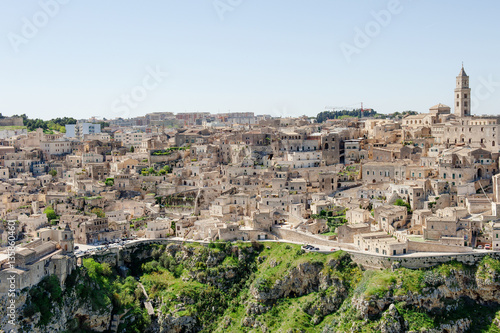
[402,66,500,152]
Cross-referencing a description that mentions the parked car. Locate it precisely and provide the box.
[485,244,491,250]
[477,245,483,249]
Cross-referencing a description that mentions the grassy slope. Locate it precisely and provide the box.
[214,243,362,332]
[24,243,500,332]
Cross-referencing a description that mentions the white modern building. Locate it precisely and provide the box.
[65,123,101,139]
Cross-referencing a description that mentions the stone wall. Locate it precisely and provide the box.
[80,239,195,267]
[408,240,472,253]
[348,250,500,270]
[81,238,500,271]
[271,227,339,248]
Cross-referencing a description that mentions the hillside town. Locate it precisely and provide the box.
[2,66,500,292]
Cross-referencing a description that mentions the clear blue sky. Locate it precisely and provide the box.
[1,0,499,120]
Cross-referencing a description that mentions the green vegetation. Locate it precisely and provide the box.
[104,177,114,186]
[394,198,412,213]
[141,165,171,176]
[68,259,151,331]
[43,205,58,223]
[312,208,348,232]
[49,169,57,177]
[83,196,103,200]
[21,244,500,332]
[394,302,435,331]
[338,164,359,179]
[316,109,378,123]
[23,275,62,326]
[477,256,500,281]
[151,146,189,156]
[10,114,77,132]
[0,125,27,130]
[316,110,418,123]
[90,207,106,218]
[96,121,110,128]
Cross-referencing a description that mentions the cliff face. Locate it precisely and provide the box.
[0,279,112,332]
[3,242,500,333]
[352,258,500,319]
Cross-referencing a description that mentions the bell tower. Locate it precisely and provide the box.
[58,223,74,253]
[454,64,471,117]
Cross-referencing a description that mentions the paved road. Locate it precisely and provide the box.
[74,237,497,260]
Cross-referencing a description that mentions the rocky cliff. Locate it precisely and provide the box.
[2,242,500,333]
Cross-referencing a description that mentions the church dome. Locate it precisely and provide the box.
[430,103,450,109]
[429,103,451,115]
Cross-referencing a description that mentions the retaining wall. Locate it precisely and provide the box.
[348,250,500,270]
[271,227,338,247]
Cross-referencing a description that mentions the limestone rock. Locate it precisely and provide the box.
[378,304,405,333]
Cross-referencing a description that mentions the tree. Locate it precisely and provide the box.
[104,178,114,186]
[43,206,58,222]
[91,207,106,218]
[49,169,57,177]
[130,146,135,153]
[394,198,412,213]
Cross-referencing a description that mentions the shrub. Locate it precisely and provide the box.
[254,277,272,292]
[43,206,58,221]
[23,275,62,326]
